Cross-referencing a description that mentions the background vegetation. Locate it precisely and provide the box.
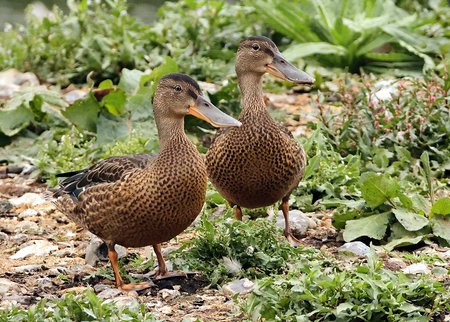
[0,0,449,320]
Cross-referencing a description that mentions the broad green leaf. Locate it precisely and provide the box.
[119,68,145,95]
[431,215,450,244]
[149,56,179,94]
[98,79,114,90]
[385,235,424,251]
[392,208,429,231]
[431,197,450,216]
[283,42,347,61]
[101,90,126,116]
[95,113,129,145]
[0,105,34,136]
[303,154,319,180]
[343,212,391,241]
[360,172,400,208]
[62,93,100,132]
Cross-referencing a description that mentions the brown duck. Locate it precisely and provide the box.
[205,36,314,245]
[54,73,241,291]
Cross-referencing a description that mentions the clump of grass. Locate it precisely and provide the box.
[0,289,159,322]
[169,212,322,285]
[243,253,450,321]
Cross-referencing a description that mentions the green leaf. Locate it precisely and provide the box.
[431,215,450,244]
[0,105,34,136]
[343,212,391,241]
[98,79,114,90]
[62,93,100,132]
[431,197,450,216]
[360,172,400,208]
[392,208,429,232]
[385,235,424,251]
[119,69,145,95]
[283,42,347,61]
[148,56,179,94]
[101,90,127,116]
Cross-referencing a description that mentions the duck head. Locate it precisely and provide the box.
[154,73,241,128]
[236,36,314,84]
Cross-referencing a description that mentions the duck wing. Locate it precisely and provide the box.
[53,154,156,198]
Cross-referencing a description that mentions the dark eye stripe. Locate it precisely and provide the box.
[246,43,274,57]
[187,88,198,99]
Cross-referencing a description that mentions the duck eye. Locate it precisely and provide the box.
[175,85,182,92]
[252,43,260,51]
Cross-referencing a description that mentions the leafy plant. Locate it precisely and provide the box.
[0,289,158,322]
[0,0,156,85]
[248,0,443,74]
[170,212,321,285]
[243,253,449,321]
[150,0,265,82]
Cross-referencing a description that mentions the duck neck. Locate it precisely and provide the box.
[155,115,188,151]
[237,72,267,119]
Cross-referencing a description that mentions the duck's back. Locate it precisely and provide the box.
[55,141,207,247]
[206,115,305,209]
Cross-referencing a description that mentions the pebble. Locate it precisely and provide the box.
[0,200,13,214]
[36,277,54,289]
[14,220,42,235]
[14,264,44,272]
[2,295,33,305]
[0,232,8,240]
[97,287,122,300]
[85,238,127,266]
[10,233,29,245]
[18,208,39,219]
[10,240,58,259]
[431,267,448,275]
[104,296,140,310]
[9,193,46,207]
[402,263,431,275]
[222,278,254,296]
[338,241,371,257]
[159,288,181,300]
[0,278,21,295]
[442,250,450,259]
[159,305,173,315]
[276,210,317,236]
[384,258,407,271]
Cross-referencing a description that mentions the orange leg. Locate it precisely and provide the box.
[280,198,302,247]
[107,244,152,292]
[234,205,243,221]
[153,244,186,280]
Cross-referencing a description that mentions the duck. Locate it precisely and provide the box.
[205,36,314,246]
[53,73,241,291]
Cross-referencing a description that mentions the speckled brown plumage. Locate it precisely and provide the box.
[53,73,240,291]
[205,36,313,245]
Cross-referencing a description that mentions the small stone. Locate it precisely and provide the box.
[276,210,316,236]
[9,193,46,207]
[85,238,127,266]
[10,240,58,259]
[222,278,254,296]
[159,288,180,300]
[2,295,33,305]
[431,267,448,275]
[36,277,54,289]
[0,200,13,214]
[94,284,111,293]
[442,250,450,259]
[402,263,431,275]
[159,305,173,315]
[10,233,28,245]
[384,258,407,271]
[0,232,8,240]
[104,296,140,310]
[18,208,39,219]
[14,264,44,272]
[0,278,21,295]
[47,266,68,276]
[97,287,122,300]
[14,220,42,235]
[338,241,371,257]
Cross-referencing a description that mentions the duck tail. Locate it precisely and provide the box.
[53,194,85,228]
